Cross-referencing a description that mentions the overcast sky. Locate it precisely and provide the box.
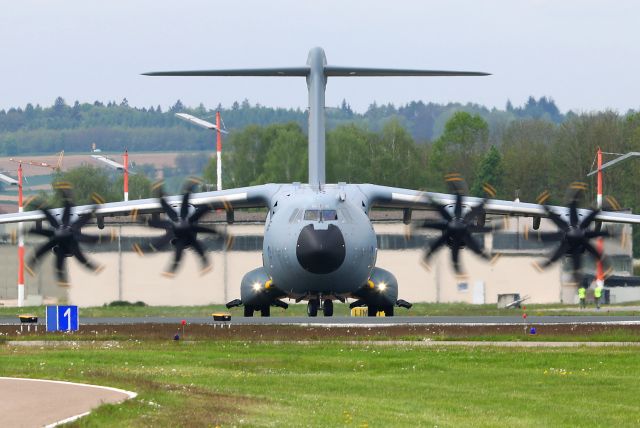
[1,0,638,113]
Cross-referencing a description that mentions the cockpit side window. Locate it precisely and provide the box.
[304,210,321,221]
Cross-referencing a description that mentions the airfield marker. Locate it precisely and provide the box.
[17,163,24,307]
[216,111,222,191]
[123,149,129,201]
[595,147,604,291]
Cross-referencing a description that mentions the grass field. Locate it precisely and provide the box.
[2,341,640,427]
[3,301,640,319]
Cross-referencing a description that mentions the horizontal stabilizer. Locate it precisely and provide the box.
[324,66,490,77]
[143,66,489,77]
[143,67,309,77]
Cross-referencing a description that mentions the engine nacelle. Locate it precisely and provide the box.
[368,267,399,304]
[240,267,283,308]
[352,267,399,309]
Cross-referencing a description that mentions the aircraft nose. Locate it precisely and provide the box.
[296,224,346,274]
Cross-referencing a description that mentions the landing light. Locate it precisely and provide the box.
[378,282,387,291]
[252,282,262,292]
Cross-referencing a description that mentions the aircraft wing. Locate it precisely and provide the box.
[0,184,280,225]
[358,184,640,225]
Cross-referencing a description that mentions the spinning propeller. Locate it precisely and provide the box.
[416,176,500,274]
[26,185,104,286]
[533,184,613,281]
[133,179,233,277]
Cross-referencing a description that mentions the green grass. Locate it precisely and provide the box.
[3,301,640,319]
[2,341,640,427]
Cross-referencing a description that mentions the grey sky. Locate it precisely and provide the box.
[0,0,638,113]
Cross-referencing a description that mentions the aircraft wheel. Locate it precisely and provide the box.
[307,299,319,317]
[383,305,394,317]
[261,305,271,317]
[244,305,254,317]
[367,305,378,317]
[323,299,334,317]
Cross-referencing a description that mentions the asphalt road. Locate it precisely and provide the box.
[4,315,640,326]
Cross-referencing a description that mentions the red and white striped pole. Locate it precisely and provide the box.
[123,149,129,201]
[216,111,222,191]
[17,163,24,307]
[596,147,604,288]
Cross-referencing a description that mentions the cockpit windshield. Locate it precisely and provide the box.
[303,209,338,221]
[321,210,338,220]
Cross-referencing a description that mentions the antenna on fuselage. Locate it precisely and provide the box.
[143,47,490,187]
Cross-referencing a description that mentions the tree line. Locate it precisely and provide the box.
[0,96,565,155]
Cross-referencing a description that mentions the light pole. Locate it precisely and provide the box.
[0,168,22,305]
[587,149,640,284]
[89,149,130,301]
[17,164,24,307]
[175,112,228,191]
[90,149,129,201]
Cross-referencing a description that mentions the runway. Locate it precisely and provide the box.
[3,315,640,326]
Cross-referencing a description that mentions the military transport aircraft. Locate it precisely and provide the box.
[2,47,639,317]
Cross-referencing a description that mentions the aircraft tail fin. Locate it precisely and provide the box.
[144,48,490,187]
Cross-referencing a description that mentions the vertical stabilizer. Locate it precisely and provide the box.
[306,48,327,187]
[143,49,489,189]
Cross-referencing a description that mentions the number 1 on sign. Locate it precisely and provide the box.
[63,307,71,331]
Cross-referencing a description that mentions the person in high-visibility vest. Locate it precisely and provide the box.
[594,286,603,310]
[578,287,586,309]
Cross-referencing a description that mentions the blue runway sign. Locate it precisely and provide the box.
[46,305,79,332]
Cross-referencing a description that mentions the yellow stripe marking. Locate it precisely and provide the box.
[420,259,432,272]
[225,235,235,250]
[531,261,543,273]
[536,190,550,205]
[25,265,35,277]
[91,193,105,204]
[482,183,497,197]
[132,243,144,257]
[490,253,501,265]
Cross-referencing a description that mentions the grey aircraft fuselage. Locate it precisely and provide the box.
[263,183,377,298]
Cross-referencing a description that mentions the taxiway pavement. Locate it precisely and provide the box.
[3,315,640,326]
[0,377,135,427]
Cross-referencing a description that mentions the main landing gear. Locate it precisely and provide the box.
[367,304,394,317]
[307,298,334,317]
[242,305,270,317]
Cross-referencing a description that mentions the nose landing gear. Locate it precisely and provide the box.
[307,299,319,317]
[306,297,334,317]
